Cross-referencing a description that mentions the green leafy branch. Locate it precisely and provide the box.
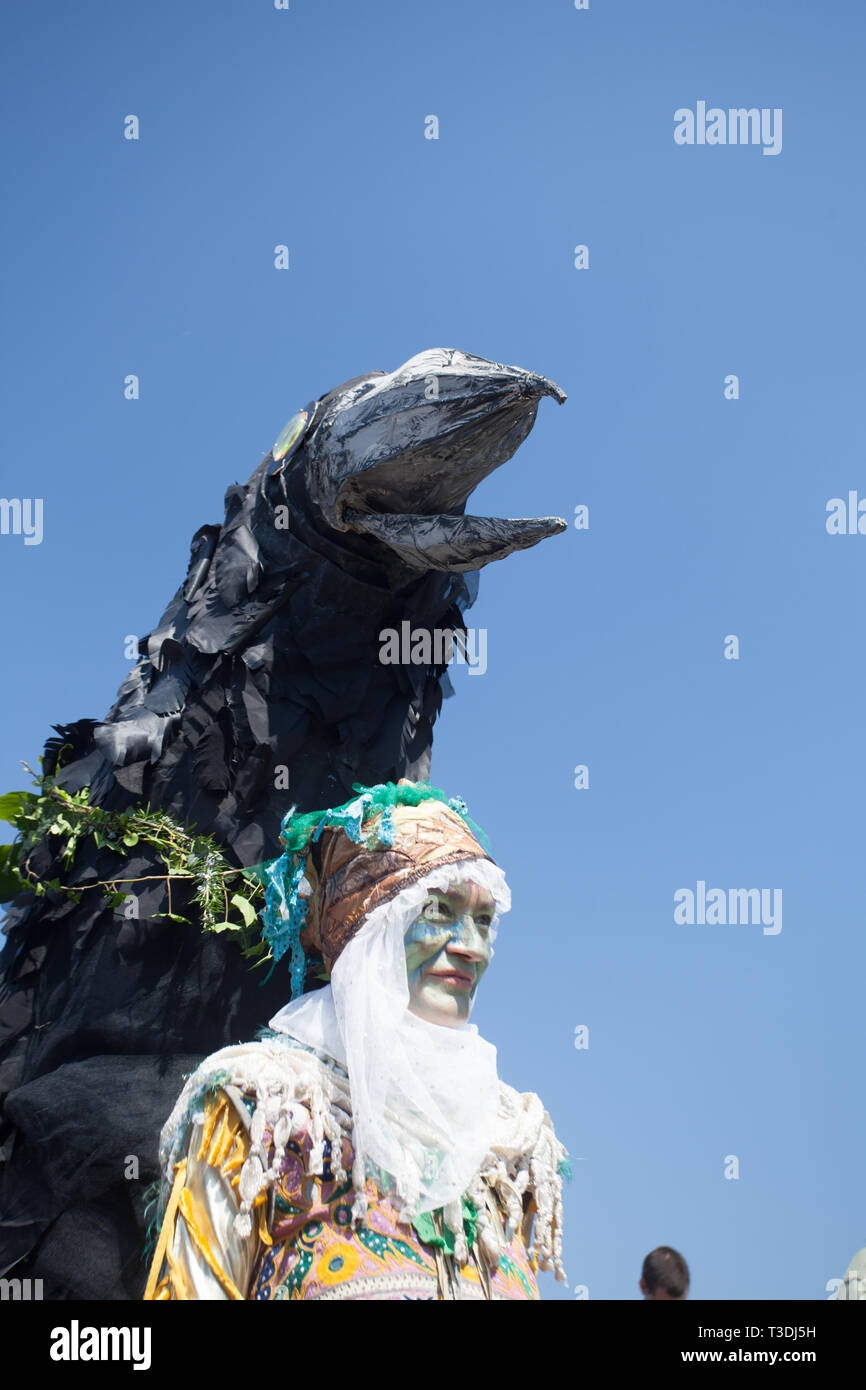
[0,765,269,962]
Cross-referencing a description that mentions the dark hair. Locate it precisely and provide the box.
[642,1246,690,1298]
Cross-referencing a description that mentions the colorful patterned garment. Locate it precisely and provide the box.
[145,1041,563,1301]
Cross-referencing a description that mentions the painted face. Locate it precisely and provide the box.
[404,879,496,1027]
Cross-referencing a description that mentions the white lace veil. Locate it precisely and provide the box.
[269,856,510,1222]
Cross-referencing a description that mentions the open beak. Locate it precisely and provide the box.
[302,348,567,573]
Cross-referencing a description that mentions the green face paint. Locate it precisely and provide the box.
[404,880,495,1027]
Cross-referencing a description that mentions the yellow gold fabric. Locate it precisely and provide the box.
[145,1096,258,1301]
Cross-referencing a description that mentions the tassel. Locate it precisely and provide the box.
[377,804,395,847]
[260,855,308,999]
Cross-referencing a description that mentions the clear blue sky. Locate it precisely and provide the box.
[2,0,864,1300]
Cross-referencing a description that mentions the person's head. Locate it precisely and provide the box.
[640,1246,690,1300]
[265,780,508,1005]
[404,877,495,1026]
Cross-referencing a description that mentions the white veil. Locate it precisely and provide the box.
[269,857,511,1222]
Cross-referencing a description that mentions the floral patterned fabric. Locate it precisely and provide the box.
[252,1091,539,1301]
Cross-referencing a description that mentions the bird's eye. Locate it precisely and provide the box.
[271,409,309,465]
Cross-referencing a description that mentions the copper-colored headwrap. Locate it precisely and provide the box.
[300,800,495,973]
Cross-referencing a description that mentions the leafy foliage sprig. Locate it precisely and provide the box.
[0,765,268,962]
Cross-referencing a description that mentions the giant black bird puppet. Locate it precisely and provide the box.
[0,347,566,1299]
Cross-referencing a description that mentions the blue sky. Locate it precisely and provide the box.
[2,0,865,1299]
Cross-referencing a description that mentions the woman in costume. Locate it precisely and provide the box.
[144,781,567,1301]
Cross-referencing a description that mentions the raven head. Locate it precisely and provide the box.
[75,348,567,800]
[279,348,567,573]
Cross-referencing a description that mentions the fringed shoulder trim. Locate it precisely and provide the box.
[158,1037,566,1281]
